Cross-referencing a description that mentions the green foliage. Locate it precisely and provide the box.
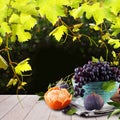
[102,80,116,92]
[49,25,68,41]
[0,0,120,94]
[15,58,31,76]
[107,101,120,118]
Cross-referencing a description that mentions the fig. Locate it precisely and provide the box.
[84,93,104,110]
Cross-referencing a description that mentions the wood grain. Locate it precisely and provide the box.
[0,95,118,120]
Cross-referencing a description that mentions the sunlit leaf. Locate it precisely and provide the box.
[108,38,120,49]
[0,22,11,36]
[89,24,100,31]
[9,13,20,24]
[6,78,18,87]
[0,55,8,70]
[20,13,37,30]
[21,82,27,86]
[37,0,66,25]
[104,0,120,16]
[12,24,31,42]
[15,58,32,75]
[49,25,67,41]
[0,37,3,46]
[70,6,84,19]
[12,0,38,16]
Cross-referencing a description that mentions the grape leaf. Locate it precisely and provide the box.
[15,58,32,75]
[0,55,8,70]
[104,0,120,16]
[37,0,66,25]
[9,13,20,24]
[70,5,84,19]
[108,38,120,49]
[0,22,11,36]
[49,25,67,41]
[21,82,27,86]
[67,0,82,8]
[20,13,37,30]
[0,37,3,46]
[102,80,116,92]
[12,0,38,16]
[12,24,31,42]
[6,78,18,87]
[0,0,9,23]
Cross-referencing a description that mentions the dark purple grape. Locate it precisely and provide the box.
[73,61,120,97]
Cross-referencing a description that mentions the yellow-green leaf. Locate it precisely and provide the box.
[0,55,8,70]
[6,78,18,87]
[49,25,67,41]
[21,82,27,86]
[0,37,3,46]
[108,38,120,49]
[0,22,11,36]
[15,58,32,75]
[20,13,37,30]
[9,13,20,24]
[37,0,66,25]
[14,24,31,42]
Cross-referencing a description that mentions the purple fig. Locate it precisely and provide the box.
[84,93,104,110]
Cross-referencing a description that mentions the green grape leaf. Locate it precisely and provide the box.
[102,80,116,92]
[108,38,120,49]
[12,24,31,42]
[0,55,8,70]
[6,78,18,87]
[9,13,20,24]
[21,82,27,86]
[92,56,104,62]
[104,0,120,16]
[0,0,9,23]
[49,25,67,41]
[15,58,32,75]
[70,6,84,19]
[12,0,38,16]
[0,37,3,46]
[0,22,11,36]
[20,13,37,30]
[67,0,82,8]
[37,0,66,25]
[92,3,106,25]
[89,24,100,31]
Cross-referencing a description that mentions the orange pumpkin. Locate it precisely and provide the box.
[44,86,72,110]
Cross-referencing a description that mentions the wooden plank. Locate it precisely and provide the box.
[0,95,11,103]
[24,100,51,120]
[49,110,71,120]
[0,95,26,119]
[72,115,96,120]
[1,95,38,120]
[95,115,118,120]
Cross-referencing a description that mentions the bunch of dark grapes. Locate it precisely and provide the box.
[73,61,120,97]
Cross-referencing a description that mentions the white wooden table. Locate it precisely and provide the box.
[0,95,118,120]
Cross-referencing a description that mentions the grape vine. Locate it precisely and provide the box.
[0,0,120,93]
